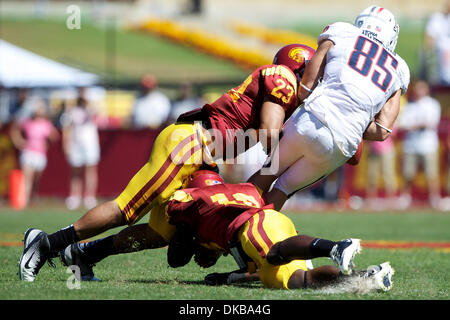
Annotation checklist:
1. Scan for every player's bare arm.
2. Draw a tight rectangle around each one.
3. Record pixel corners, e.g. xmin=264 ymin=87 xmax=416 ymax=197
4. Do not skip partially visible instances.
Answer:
xmin=363 ymin=89 xmax=401 ymax=141
xmin=257 ymin=100 xmax=285 ymax=153
xmin=298 ymin=39 xmax=334 ymax=102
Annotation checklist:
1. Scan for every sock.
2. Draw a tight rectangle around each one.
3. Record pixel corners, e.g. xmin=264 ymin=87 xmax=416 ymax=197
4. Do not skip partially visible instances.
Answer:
xmin=47 ymin=225 xmax=79 ymax=254
xmin=309 ymin=238 xmax=337 ymax=258
xmin=79 ymin=235 xmax=117 ymax=265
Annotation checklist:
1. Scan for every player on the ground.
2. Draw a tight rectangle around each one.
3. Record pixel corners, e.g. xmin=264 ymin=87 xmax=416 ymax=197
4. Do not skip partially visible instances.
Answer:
xmin=18 ymin=44 xmax=316 ymax=282
xmin=55 ymin=170 xmax=393 ymax=290
xmin=248 ymin=6 xmax=410 ymax=210
xmin=165 ymin=170 xmax=394 ymax=290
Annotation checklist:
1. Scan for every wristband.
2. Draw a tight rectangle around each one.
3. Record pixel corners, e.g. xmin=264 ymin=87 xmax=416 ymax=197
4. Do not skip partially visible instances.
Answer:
xmin=374 ymin=121 xmax=392 ymax=133
xmin=299 ymin=82 xmax=312 ymax=93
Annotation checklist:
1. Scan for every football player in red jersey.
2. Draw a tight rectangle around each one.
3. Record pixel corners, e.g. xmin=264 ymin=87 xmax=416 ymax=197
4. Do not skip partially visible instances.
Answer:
xmin=178 ymin=43 xmax=316 ymax=158
xmin=56 ymin=170 xmax=394 ymax=291
xmin=18 ymin=44 xmax=316 ymax=282
xmin=164 ymin=170 xmax=394 ymax=291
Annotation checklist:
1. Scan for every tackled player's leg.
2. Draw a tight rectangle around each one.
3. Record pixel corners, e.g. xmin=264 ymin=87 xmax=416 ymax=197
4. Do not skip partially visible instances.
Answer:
xmin=235 ymin=209 xmax=392 ymax=291
xmin=248 ymin=108 xmax=349 ymax=211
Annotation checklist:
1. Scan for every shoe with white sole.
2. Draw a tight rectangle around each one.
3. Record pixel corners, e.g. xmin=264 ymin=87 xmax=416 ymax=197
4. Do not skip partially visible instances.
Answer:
xmin=330 ymin=238 xmax=362 ymax=275
xmin=60 ymin=243 xmax=101 ymax=281
xmin=18 ymin=228 xmax=52 ymax=282
xmin=364 ymin=261 xmax=395 ymax=291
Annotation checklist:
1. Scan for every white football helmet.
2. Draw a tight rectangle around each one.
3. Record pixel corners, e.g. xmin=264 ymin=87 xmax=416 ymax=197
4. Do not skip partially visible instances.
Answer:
xmin=354 ymin=5 xmax=399 ymax=52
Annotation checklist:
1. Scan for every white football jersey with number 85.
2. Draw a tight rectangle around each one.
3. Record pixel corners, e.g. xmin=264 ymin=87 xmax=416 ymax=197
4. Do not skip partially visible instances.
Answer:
xmin=303 ymin=22 xmax=410 ymax=157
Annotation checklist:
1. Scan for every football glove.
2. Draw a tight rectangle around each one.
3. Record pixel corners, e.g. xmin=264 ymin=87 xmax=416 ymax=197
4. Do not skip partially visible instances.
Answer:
xmin=167 ymin=223 xmax=195 ymax=268
xmin=193 ymin=245 xmax=222 ymax=268
xmin=204 ymin=268 xmax=248 ymax=286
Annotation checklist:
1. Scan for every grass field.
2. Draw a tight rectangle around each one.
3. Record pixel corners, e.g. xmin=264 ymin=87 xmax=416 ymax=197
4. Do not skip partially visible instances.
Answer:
xmin=0 ymin=16 xmax=424 ymax=85
xmin=1 ymin=206 xmax=449 ymax=301
xmin=0 ymin=17 xmax=248 ymax=84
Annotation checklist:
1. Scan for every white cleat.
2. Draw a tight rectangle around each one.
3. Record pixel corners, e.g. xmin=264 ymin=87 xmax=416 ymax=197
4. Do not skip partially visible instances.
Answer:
xmin=330 ymin=238 xmax=362 ymax=275
xmin=18 ymin=228 xmax=51 ymax=282
xmin=364 ymin=261 xmax=395 ymax=292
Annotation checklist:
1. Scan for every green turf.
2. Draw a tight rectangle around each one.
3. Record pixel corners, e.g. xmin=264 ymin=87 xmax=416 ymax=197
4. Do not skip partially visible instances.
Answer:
xmin=0 ymin=16 xmax=424 ymax=85
xmin=0 ymin=17 xmax=248 ymax=83
xmin=0 ymin=207 xmax=449 ymax=300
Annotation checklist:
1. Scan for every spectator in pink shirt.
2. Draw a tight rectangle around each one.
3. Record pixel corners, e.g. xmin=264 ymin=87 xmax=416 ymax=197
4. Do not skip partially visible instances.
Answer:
xmin=365 ymin=127 xmax=399 ymax=209
xmin=10 ymin=100 xmax=59 ymax=206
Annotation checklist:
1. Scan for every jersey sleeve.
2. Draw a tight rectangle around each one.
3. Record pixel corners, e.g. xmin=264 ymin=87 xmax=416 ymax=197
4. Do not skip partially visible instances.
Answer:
xmin=318 ymin=22 xmax=353 ymax=45
xmin=261 ymin=64 xmax=298 ymax=111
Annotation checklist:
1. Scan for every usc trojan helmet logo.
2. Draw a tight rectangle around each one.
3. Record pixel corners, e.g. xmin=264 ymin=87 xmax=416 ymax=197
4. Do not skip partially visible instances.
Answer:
xmin=204 ymin=179 xmax=221 ymax=186
xmin=288 ymin=47 xmax=306 ymax=65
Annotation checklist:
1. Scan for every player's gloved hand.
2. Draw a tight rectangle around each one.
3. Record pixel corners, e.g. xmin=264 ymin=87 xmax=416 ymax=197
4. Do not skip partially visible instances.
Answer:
xmin=204 ymin=272 xmax=231 ymax=286
xmin=204 ymin=268 xmax=247 ymax=286
xmin=193 ymin=245 xmax=222 ymax=268
xmin=167 ymin=223 xmax=195 ymax=268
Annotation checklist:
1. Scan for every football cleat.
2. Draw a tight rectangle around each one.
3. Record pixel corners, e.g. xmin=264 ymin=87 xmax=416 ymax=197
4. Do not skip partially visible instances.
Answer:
xmin=330 ymin=238 xmax=362 ymax=275
xmin=18 ymin=228 xmax=51 ymax=282
xmin=364 ymin=261 xmax=395 ymax=291
xmin=60 ymin=243 xmax=101 ymax=281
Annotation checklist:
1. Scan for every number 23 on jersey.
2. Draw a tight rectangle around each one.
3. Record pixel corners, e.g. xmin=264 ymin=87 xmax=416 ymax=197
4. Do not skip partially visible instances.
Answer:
xmin=348 ymin=35 xmax=398 ymax=92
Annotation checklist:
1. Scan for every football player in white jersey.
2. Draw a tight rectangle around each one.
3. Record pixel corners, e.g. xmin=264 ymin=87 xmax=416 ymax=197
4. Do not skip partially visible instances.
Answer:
xmin=248 ymin=5 xmax=410 ymax=210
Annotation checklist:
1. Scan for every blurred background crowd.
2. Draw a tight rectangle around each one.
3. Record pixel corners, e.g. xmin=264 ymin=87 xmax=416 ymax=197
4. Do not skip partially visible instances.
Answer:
xmin=0 ymin=0 xmax=449 ymax=211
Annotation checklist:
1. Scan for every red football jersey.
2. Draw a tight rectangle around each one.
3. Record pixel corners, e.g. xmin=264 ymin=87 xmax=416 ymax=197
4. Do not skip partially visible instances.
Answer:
xmin=202 ymin=64 xmax=299 ymax=157
xmin=166 ymin=183 xmax=273 ymax=251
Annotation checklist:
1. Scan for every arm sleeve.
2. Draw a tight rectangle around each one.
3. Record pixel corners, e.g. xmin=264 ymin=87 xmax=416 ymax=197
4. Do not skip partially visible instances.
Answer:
xmin=262 ymin=65 xmax=298 ymax=111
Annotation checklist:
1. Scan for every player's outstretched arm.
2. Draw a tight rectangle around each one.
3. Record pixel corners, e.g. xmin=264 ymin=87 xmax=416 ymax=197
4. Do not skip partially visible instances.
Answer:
xmin=298 ymin=39 xmax=334 ymax=102
xmin=363 ymin=89 xmax=401 ymax=141
xmin=205 ymin=269 xmax=260 ymax=286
